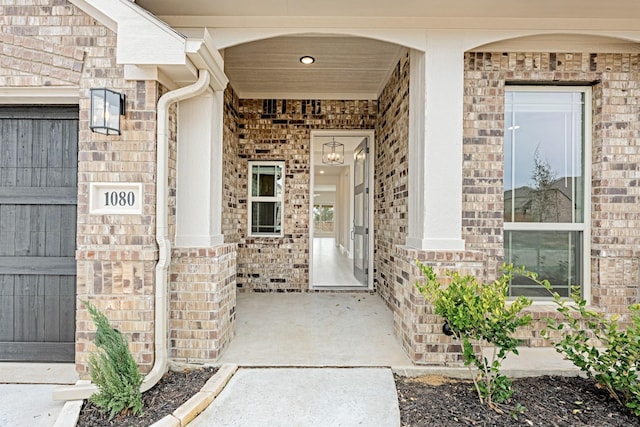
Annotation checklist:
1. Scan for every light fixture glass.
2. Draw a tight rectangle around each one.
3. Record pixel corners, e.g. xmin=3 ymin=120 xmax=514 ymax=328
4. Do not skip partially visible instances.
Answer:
xmin=322 ymin=137 xmax=344 ymax=165
xmin=300 ymin=56 xmax=315 ymax=65
xmin=90 ymin=88 xmax=126 ymax=135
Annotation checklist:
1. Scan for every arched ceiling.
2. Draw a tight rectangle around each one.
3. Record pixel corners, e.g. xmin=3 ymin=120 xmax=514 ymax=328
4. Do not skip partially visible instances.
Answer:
xmin=222 ymin=35 xmax=405 ymax=99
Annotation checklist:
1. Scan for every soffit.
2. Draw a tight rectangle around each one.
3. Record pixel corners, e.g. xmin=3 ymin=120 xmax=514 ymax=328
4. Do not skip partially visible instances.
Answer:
xmin=135 ymin=0 xmax=640 ymax=20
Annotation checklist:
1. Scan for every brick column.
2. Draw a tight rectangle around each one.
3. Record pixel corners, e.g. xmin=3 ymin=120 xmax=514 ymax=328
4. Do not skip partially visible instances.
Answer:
xmin=169 ymin=244 xmax=237 ymax=362
xmin=394 ymin=245 xmax=486 ymax=364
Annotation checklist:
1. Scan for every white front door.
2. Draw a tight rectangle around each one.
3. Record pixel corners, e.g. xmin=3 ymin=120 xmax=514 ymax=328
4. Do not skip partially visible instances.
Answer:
xmin=352 ymin=137 xmax=369 ymax=286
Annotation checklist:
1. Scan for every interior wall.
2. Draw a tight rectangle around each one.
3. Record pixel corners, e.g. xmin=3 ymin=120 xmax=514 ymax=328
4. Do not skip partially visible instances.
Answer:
xmin=313 ymin=174 xmax=338 ymax=237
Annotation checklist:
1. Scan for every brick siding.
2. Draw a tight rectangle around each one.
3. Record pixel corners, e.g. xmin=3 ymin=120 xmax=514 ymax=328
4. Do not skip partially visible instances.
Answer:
xmin=228 ymin=97 xmax=377 ymax=291
xmin=464 ymin=52 xmax=640 ymax=316
xmin=374 ymin=51 xmax=410 ymax=310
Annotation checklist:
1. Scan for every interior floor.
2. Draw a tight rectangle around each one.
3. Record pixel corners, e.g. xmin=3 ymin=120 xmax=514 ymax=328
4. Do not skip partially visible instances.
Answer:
xmin=217 ymin=292 xmax=411 ymax=366
xmin=312 ymin=237 xmax=361 ymax=287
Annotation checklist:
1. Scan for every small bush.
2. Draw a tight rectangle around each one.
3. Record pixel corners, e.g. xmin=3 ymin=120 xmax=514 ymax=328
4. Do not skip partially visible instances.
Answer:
xmin=84 ymin=301 xmax=143 ymax=420
xmin=538 ymin=279 xmax=640 ymax=416
xmin=416 ymin=263 xmax=532 ymax=409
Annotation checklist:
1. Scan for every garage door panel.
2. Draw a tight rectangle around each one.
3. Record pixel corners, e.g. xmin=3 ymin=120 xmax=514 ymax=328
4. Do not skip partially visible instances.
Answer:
xmin=1 ymin=120 xmax=18 ymax=168
xmin=0 ymin=205 xmax=16 ymax=256
xmin=0 ymin=106 xmax=78 ymax=362
xmin=61 ymin=205 xmax=77 ymax=255
xmin=0 ymin=276 xmax=15 ymax=341
xmin=45 ymin=205 xmax=62 ymax=257
xmin=14 ymin=276 xmax=45 ymax=342
xmin=14 ymin=205 xmax=31 ymax=256
xmin=60 ymin=277 xmax=76 ymax=343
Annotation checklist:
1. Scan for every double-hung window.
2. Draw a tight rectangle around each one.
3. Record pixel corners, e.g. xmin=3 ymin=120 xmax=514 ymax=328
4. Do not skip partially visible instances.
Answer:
xmin=248 ymin=161 xmax=284 ymax=236
xmin=504 ymin=87 xmax=591 ymax=298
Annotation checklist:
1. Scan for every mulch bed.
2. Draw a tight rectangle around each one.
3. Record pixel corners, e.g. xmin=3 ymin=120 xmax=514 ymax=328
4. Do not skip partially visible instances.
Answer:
xmin=396 ymin=374 xmax=640 ymax=426
xmin=76 ymin=367 xmax=216 ymax=427
xmin=75 ymin=368 xmax=639 ymax=426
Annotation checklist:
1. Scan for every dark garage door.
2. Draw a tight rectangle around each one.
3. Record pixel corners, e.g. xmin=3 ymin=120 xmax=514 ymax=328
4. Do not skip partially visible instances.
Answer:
xmin=0 ymin=106 xmax=78 ymax=362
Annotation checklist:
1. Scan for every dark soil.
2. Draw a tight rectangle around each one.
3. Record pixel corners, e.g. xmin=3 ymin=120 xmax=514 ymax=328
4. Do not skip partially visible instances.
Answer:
xmin=75 ymin=368 xmax=639 ymax=426
xmin=396 ymin=375 xmax=640 ymax=427
xmin=76 ymin=367 xmax=216 ymax=427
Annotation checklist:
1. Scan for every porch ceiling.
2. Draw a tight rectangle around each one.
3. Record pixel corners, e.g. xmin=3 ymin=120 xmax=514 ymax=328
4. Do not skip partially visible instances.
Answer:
xmin=222 ymin=35 xmax=404 ymax=99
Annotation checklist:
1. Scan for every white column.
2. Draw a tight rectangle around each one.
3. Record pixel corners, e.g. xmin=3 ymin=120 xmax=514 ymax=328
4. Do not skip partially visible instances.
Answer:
xmin=406 ymin=34 xmax=465 ymax=251
xmin=175 ymin=89 xmax=224 ymax=247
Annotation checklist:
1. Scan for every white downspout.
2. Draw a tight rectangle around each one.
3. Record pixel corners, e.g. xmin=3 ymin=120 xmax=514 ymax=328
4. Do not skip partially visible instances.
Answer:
xmin=143 ymin=69 xmax=211 ymax=391
xmin=53 ymin=70 xmax=211 ymax=401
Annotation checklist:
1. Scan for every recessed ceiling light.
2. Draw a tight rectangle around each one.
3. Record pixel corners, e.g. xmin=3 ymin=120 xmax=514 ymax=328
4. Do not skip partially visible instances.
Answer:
xmin=300 ymin=56 xmax=315 ymax=65
xmin=319 ymin=170 xmax=325 ymax=174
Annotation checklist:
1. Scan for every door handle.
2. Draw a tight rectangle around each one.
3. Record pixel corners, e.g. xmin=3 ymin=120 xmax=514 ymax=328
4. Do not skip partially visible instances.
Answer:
xmin=351 ymin=229 xmax=355 ymax=240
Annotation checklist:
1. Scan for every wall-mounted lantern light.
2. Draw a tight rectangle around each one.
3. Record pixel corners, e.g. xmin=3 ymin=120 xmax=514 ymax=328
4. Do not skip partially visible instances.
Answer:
xmin=90 ymin=88 xmax=126 ymax=135
xmin=322 ymin=137 xmax=344 ymax=165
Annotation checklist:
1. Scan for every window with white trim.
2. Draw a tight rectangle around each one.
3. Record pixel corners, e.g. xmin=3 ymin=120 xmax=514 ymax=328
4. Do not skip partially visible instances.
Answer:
xmin=504 ymin=87 xmax=590 ymax=298
xmin=248 ymin=161 xmax=284 ymax=236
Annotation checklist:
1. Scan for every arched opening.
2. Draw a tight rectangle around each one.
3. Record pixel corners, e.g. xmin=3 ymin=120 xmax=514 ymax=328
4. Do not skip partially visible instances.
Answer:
xmin=214 ymin=33 xmax=414 ymax=366
xmin=469 ymin=33 xmax=640 ymax=53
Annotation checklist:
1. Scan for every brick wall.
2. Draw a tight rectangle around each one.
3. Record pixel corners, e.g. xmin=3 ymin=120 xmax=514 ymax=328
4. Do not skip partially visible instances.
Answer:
xmin=1 ymin=0 xmax=160 ymax=376
xmin=222 ymin=86 xmax=241 ymax=243
xmin=374 ymin=51 xmax=410 ymax=310
xmin=169 ymin=245 xmax=236 ymax=362
xmin=232 ymin=98 xmax=377 ymax=291
xmin=394 ymin=247 xmax=487 ymax=364
xmin=464 ymin=52 xmax=640 ymax=317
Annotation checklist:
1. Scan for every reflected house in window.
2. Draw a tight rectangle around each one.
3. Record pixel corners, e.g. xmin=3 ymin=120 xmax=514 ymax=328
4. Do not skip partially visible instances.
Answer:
xmin=504 ymin=177 xmax=577 ymax=223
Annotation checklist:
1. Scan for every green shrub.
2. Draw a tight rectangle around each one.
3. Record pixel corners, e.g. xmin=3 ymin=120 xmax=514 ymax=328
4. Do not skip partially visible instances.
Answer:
xmin=538 ymin=279 xmax=640 ymax=416
xmin=416 ymin=263 xmax=532 ymax=409
xmin=84 ymin=301 xmax=143 ymax=419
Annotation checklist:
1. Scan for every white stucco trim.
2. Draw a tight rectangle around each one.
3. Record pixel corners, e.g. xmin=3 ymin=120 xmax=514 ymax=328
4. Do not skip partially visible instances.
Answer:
xmin=69 ymin=0 xmax=186 ymax=63
xmin=163 ymin=16 xmax=640 ymax=34
xmin=70 ymin=0 xmax=229 ymax=89
xmin=0 ymin=87 xmax=79 ymax=104
xmin=209 ymin=27 xmax=640 ymax=57
xmin=407 ymin=49 xmax=425 ymax=249
xmin=175 ymin=89 xmax=225 ymax=248
xmin=208 ymin=28 xmax=429 ymax=52
xmin=405 ymin=33 xmax=466 ymax=252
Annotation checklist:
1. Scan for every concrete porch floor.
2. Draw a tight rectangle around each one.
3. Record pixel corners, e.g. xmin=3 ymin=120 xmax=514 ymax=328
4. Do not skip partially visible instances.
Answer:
xmin=217 ymin=292 xmax=412 ymax=367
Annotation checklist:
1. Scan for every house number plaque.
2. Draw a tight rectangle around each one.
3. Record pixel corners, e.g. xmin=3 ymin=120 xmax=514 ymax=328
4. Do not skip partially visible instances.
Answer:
xmin=90 ymin=182 xmax=143 ymax=215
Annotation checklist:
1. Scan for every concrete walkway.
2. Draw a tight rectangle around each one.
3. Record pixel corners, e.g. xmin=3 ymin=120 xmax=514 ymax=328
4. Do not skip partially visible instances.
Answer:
xmin=218 ymin=292 xmax=412 ymax=366
xmin=190 ymin=368 xmax=401 ymax=427
xmin=0 ymin=293 xmax=581 ymax=426
xmin=0 ymin=363 xmax=78 ymax=427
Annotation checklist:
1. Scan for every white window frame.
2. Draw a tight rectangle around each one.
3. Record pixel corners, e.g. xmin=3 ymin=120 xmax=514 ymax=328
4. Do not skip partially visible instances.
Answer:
xmin=248 ymin=161 xmax=285 ymax=237
xmin=504 ymin=86 xmax=592 ymax=302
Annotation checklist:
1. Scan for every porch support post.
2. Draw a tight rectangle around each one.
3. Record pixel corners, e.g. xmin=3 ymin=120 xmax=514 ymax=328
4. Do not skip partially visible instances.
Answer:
xmin=175 ymin=89 xmax=224 ymax=247
xmin=406 ymin=34 xmax=465 ymax=251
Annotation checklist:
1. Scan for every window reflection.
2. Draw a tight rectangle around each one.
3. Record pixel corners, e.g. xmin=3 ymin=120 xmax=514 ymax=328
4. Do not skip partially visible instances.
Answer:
xmin=504 ymin=91 xmax=584 ymax=224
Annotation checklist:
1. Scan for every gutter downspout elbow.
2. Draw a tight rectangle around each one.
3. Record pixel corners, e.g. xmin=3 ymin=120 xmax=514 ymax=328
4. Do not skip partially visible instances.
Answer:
xmin=53 ymin=70 xmax=211 ymax=401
